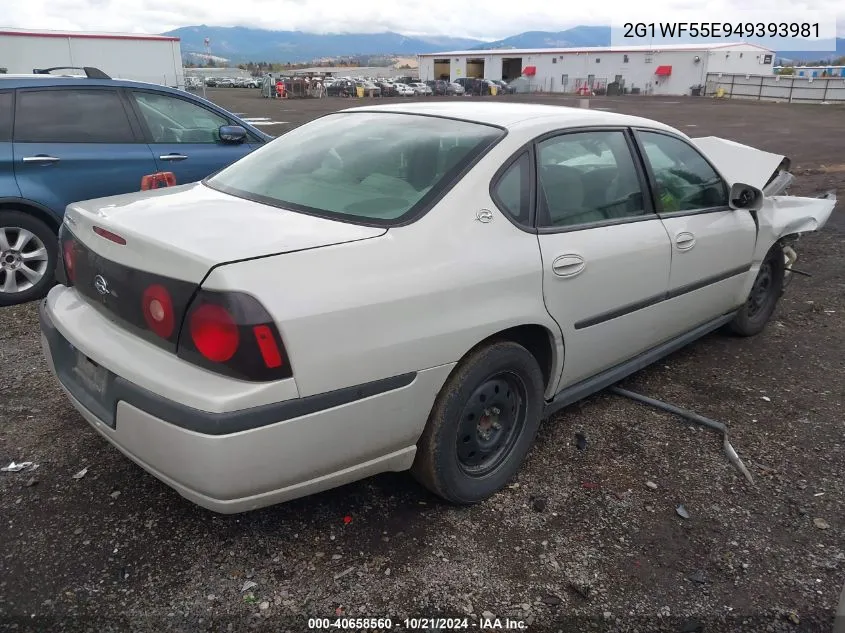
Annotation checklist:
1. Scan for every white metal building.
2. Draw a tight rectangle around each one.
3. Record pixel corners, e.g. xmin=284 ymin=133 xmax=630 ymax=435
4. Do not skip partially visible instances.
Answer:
xmin=0 ymin=28 xmax=185 ymax=88
xmin=419 ymin=42 xmax=775 ymax=95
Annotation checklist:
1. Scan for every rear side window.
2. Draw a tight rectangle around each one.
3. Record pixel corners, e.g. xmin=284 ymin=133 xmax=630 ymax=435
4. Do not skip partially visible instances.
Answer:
xmin=491 ymin=151 xmax=530 ymax=224
xmin=14 ymin=89 xmax=135 ymax=143
xmin=0 ymin=91 xmax=12 ymax=142
xmin=207 ymin=112 xmax=504 ymax=225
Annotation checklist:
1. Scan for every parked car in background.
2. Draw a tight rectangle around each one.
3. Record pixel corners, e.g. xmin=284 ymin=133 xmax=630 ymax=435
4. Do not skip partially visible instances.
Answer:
xmin=377 ymin=81 xmax=398 ymax=96
xmin=0 ymin=67 xmax=272 ymax=306
xmin=362 ymin=81 xmax=382 ymax=97
xmin=327 ymin=79 xmax=357 ymax=97
xmin=393 ymin=83 xmax=416 ymax=97
xmin=426 ymin=79 xmax=451 ymax=95
xmin=449 ymin=82 xmax=465 ymax=95
xmin=490 ymin=79 xmax=516 ymax=94
xmin=410 ymin=82 xmax=433 ymax=96
xmin=39 ymin=101 xmax=834 ymax=513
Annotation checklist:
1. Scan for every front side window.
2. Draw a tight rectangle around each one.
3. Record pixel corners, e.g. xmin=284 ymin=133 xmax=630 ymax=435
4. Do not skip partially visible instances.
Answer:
xmin=133 ymin=91 xmax=228 ymax=144
xmin=206 ymin=112 xmax=504 ymax=224
xmin=14 ymin=89 xmax=135 ymax=143
xmin=638 ymin=131 xmax=729 ymax=212
xmin=536 ymin=130 xmax=649 ymax=228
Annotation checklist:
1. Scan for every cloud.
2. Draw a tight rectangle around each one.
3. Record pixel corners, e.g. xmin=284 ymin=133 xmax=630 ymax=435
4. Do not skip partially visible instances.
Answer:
xmin=2 ymin=0 xmax=843 ymax=39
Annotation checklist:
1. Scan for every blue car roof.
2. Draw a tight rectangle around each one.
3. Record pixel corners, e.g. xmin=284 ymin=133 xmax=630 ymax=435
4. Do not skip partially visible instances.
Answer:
xmin=0 ymin=76 xmax=274 ymax=141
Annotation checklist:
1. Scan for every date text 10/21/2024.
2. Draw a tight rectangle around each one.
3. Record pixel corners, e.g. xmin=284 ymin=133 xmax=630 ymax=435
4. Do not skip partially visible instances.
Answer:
xmin=307 ymin=617 xmax=529 ymax=630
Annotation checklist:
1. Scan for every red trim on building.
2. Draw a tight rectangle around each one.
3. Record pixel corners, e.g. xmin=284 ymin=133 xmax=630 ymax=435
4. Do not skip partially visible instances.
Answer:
xmin=523 ymin=66 xmax=537 ymax=76
xmin=0 ymin=30 xmax=179 ymax=42
xmin=655 ymin=65 xmax=672 ymax=76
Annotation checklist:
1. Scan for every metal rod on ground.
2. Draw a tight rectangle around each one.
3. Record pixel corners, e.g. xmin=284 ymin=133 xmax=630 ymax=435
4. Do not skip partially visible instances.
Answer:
xmin=609 ymin=386 xmax=755 ymax=485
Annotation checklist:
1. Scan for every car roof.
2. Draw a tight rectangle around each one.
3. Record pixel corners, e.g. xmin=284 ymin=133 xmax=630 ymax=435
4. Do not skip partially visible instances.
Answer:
xmin=339 ymin=101 xmax=679 ymax=132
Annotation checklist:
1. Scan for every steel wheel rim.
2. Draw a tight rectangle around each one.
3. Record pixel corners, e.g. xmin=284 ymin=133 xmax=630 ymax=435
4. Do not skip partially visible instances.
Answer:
xmin=456 ymin=371 xmax=528 ymax=477
xmin=746 ymin=259 xmax=773 ymax=318
xmin=0 ymin=227 xmax=49 ymax=294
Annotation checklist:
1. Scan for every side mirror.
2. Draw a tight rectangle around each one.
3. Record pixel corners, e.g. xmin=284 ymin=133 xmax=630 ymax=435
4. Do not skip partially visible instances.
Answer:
xmin=729 ymin=182 xmax=764 ymax=211
xmin=219 ymin=125 xmax=247 ymax=144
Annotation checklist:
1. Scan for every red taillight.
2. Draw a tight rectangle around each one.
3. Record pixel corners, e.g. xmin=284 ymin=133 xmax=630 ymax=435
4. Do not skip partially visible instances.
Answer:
xmin=177 ymin=290 xmax=292 ymax=381
xmin=142 ymin=284 xmax=175 ymax=339
xmin=93 ymin=226 xmax=127 ymax=245
xmin=189 ymin=303 xmax=240 ymax=362
xmin=62 ymin=240 xmax=76 ymax=282
xmin=253 ymin=325 xmax=283 ymax=368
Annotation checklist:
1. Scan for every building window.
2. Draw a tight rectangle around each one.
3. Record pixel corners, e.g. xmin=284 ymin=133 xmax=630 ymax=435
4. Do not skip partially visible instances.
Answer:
xmin=739 ymin=52 xmax=743 ymax=58
xmin=552 ymin=57 xmax=557 ymax=64
xmin=623 ymin=55 xmax=629 ymax=63
xmin=645 ymin=55 xmax=653 ymax=63
xmin=595 ymin=58 xmax=601 ymax=63
xmin=763 ymin=54 xmax=773 ymax=64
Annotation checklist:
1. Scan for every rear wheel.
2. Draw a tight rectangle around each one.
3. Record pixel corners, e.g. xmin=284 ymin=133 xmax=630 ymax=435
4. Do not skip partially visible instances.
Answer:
xmin=412 ymin=341 xmax=544 ymax=504
xmin=0 ymin=210 xmax=57 ymax=307
xmin=728 ymin=244 xmax=785 ymax=337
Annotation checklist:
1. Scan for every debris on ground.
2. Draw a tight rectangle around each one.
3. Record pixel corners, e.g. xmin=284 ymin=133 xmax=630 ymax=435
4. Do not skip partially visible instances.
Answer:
xmin=241 ymin=580 xmax=257 ymax=592
xmin=71 ymin=467 xmax=88 ymax=480
xmin=531 ymin=496 xmax=548 ymax=512
xmin=676 ymin=505 xmax=691 ymax=519
xmin=687 ymin=570 xmax=708 ymax=584
xmin=1 ymin=461 xmax=37 ymax=473
xmin=574 ymin=432 xmax=588 ymax=450
xmin=813 ymin=518 xmax=831 ymax=530
xmin=342 ymin=515 xmax=352 ymax=524
xmin=24 ymin=478 xmax=38 ymax=487
xmin=333 ymin=567 xmax=354 ymax=580
xmin=646 ymin=481 xmax=658 ymax=490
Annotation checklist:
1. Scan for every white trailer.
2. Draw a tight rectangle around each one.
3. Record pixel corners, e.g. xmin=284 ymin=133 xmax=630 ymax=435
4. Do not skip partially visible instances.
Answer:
xmin=0 ymin=28 xmax=185 ymax=89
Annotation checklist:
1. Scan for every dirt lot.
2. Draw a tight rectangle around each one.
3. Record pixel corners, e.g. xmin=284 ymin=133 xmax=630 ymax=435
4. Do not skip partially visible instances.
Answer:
xmin=1 ymin=91 xmax=844 ymax=633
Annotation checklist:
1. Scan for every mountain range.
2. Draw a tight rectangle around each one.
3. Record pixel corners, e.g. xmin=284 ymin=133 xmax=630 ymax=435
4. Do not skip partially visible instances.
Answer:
xmin=163 ymin=25 xmax=845 ymax=64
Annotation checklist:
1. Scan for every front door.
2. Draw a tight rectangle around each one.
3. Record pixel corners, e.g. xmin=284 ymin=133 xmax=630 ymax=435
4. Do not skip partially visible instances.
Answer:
xmin=13 ymin=87 xmax=157 ymax=214
xmin=635 ymin=130 xmax=758 ymax=335
xmin=128 ymin=89 xmax=256 ymax=185
xmin=533 ymin=129 xmax=673 ymax=388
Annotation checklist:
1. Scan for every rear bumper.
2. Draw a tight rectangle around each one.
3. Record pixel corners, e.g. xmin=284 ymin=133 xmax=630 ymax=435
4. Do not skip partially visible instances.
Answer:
xmin=39 ymin=292 xmax=454 ymax=513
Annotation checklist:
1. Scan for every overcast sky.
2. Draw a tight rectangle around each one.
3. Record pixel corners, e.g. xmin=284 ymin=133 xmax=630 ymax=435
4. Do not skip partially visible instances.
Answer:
xmin=3 ymin=0 xmax=843 ymax=39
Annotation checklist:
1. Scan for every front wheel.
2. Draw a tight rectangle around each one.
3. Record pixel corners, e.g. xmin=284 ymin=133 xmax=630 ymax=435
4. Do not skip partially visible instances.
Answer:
xmin=0 ymin=210 xmax=58 ymax=307
xmin=412 ymin=341 xmax=544 ymax=504
xmin=728 ymin=244 xmax=785 ymax=337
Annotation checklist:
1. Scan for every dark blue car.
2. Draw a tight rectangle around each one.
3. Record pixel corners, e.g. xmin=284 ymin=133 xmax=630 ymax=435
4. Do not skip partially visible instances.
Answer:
xmin=0 ymin=67 xmax=273 ymax=306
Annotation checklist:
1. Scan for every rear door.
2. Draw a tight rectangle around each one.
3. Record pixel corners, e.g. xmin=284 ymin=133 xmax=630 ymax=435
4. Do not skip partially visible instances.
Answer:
xmin=127 ymin=89 xmax=258 ymax=185
xmin=530 ymin=128 xmax=674 ymax=388
xmin=634 ymin=129 xmax=757 ymax=334
xmin=13 ymin=87 xmax=157 ymax=214
xmin=0 ymin=90 xmax=19 ymax=199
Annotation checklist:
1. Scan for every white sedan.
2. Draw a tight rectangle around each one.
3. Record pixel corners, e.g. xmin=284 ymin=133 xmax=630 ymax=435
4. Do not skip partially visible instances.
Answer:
xmin=40 ymin=102 xmax=835 ymax=513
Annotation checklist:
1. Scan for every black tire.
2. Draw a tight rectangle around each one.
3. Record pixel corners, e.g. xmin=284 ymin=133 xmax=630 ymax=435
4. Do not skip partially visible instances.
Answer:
xmin=0 ymin=210 xmax=58 ymax=307
xmin=728 ymin=244 xmax=785 ymax=337
xmin=412 ymin=341 xmax=545 ymax=504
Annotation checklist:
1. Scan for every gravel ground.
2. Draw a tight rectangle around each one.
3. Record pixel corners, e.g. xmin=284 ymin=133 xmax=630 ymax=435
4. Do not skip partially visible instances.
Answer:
xmin=0 ymin=92 xmax=843 ymax=633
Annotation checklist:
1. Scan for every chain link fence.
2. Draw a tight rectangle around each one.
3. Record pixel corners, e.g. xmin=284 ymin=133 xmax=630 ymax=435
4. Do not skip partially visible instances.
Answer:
xmin=704 ymin=72 xmax=845 ymax=104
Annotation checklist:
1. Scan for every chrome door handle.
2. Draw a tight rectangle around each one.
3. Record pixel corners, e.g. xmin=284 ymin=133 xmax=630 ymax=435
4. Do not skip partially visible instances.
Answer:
xmin=22 ymin=155 xmax=60 ymax=163
xmin=552 ymin=254 xmax=586 ymax=278
xmin=159 ymin=154 xmax=188 ymax=161
xmin=675 ymin=231 xmax=696 ymax=250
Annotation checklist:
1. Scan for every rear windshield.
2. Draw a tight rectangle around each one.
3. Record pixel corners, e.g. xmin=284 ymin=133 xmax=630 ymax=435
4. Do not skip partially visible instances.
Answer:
xmin=205 ymin=112 xmax=505 ymax=225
